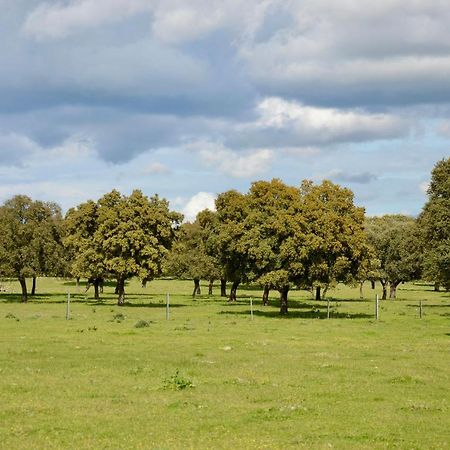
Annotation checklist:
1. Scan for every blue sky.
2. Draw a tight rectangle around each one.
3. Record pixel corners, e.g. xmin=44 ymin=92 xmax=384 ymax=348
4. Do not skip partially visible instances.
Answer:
xmin=0 ymin=0 xmax=449 ymax=220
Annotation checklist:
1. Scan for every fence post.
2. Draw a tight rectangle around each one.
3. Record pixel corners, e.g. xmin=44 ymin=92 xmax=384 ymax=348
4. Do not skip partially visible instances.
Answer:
xmin=327 ymin=299 xmax=330 ymax=319
xmin=419 ymin=300 xmax=423 ymax=319
xmin=66 ymin=292 xmax=71 ymax=320
xmin=166 ymin=293 xmax=170 ymax=320
xmin=250 ymin=297 xmax=254 ymax=320
xmin=375 ymin=294 xmax=379 ymax=321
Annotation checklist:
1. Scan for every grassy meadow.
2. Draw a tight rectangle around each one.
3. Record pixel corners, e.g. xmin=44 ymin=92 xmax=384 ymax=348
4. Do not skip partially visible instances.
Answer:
xmin=0 ymin=277 xmax=449 ymax=449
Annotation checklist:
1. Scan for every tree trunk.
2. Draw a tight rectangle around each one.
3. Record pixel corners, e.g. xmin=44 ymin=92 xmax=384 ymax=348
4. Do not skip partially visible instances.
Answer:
xmin=93 ymin=279 xmax=100 ymax=300
xmin=99 ymin=278 xmax=104 ymax=294
xmin=371 ymin=280 xmax=375 ymax=289
xmin=208 ymin=279 xmax=213 ymax=295
xmin=193 ymin=278 xmax=200 ymax=297
xmin=262 ymin=284 xmax=270 ymax=306
xmin=389 ymin=281 xmax=400 ymax=299
xmin=359 ymin=281 xmax=364 ymax=300
xmin=220 ymin=278 xmax=227 ymax=297
xmin=19 ymin=276 xmax=27 ymax=303
xmin=279 ymin=286 xmax=289 ymax=315
xmin=142 ymin=279 xmax=147 ymax=288
xmin=31 ymin=276 xmax=36 ymax=296
xmin=315 ymin=286 xmax=321 ymax=301
xmin=228 ymin=280 xmax=240 ymax=302
xmin=434 ymin=282 xmax=440 ymax=292
xmin=380 ymin=280 xmax=387 ymax=300
xmin=117 ymin=277 xmax=126 ymax=305
xmin=76 ymin=277 xmax=80 ymax=293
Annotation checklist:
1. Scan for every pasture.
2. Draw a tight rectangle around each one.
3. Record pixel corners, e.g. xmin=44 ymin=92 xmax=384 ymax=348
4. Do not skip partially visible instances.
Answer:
xmin=0 ymin=278 xmax=449 ymax=449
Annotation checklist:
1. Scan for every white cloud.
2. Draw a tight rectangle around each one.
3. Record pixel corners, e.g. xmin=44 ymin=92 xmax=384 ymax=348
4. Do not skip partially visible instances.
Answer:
xmin=0 ymin=132 xmax=40 ymax=165
xmin=23 ymin=0 xmax=151 ymax=39
xmin=419 ymin=181 xmax=429 ymax=194
xmin=437 ymin=120 xmax=450 ymax=138
xmin=252 ymin=97 xmax=408 ymax=143
xmin=141 ymin=162 xmax=171 ymax=175
xmin=23 ymin=0 xmax=273 ymax=43
xmin=182 ymin=191 xmax=216 ymax=222
xmin=189 ymin=140 xmax=274 ymax=178
xmin=238 ymin=0 xmax=450 ymax=107
xmin=152 ymin=2 xmax=225 ymax=44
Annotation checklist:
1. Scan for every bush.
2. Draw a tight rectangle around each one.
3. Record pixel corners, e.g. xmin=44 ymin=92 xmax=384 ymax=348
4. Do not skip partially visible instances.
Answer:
xmin=163 ymin=369 xmax=194 ymax=390
xmin=134 ymin=320 xmax=150 ymax=328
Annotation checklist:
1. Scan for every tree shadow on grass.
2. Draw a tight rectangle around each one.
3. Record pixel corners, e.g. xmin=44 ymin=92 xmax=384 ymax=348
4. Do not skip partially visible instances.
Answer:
xmin=62 ymin=280 xmax=119 ymax=287
xmin=405 ymin=303 xmax=450 ymax=308
xmin=218 ymin=309 xmax=373 ymax=319
xmin=0 ymin=293 xmax=187 ymax=308
xmin=118 ymin=301 xmax=186 ymax=308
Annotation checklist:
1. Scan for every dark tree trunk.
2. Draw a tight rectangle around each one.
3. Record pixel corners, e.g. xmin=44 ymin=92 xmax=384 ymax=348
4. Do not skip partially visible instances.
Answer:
xmin=262 ymin=284 xmax=270 ymax=306
xmin=117 ymin=277 xmax=125 ymax=305
xmin=93 ymin=279 xmax=100 ymax=300
xmin=208 ymin=279 xmax=213 ymax=295
xmin=228 ymin=280 xmax=240 ymax=302
xmin=220 ymin=278 xmax=227 ymax=297
xmin=389 ymin=281 xmax=400 ymax=299
xmin=142 ymin=279 xmax=147 ymax=288
xmin=31 ymin=276 xmax=36 ymax=296
xmin=315 ymin=286 xmax=321 ymax=301
xmin=359 ymin=281 xmax=364 ymax=300
xmin=19 ymin=276 xmax=27 ymax=303
xmin=380 ymin=280 xmax=387 ymax=300
xmin=99 ymin=278 xmax=104 ymax=294
xmin=434 ymin=282 xmax=440 ymax=292
xmin=76 ymin=277 xmax=80 ymax=292
xmin=193 ymin=278 xmax=200 ymax=297
xmin=371 ymin=280 xmax=375 ymax=289
xmin=279 ymin=286 xmax=289 ymax=315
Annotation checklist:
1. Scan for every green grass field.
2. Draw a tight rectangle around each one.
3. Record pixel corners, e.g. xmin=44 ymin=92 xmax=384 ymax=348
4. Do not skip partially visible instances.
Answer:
xmin=0 ymin=278 xmax=449 ymax=449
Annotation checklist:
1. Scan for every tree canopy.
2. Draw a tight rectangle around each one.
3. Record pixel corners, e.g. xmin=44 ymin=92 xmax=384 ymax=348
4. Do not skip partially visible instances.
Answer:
xmin=418 ymin=158 xmax=450 ymax=290
xmin=0 ymin=195 xmax=65 ymax=302
xmin=365 ymin=215 xmax=422 ymax=298
xmin=65 ymin=189 xmax=182 ymax=304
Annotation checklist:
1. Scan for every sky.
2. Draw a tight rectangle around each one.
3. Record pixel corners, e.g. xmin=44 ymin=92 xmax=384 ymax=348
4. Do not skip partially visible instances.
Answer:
xmin=0 ymin=0 xmax=449 ymax=221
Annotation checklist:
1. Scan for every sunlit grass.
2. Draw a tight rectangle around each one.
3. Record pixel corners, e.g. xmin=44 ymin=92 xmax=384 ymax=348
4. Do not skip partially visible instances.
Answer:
xmin=0 ymin=278 xmax=448 ymax=449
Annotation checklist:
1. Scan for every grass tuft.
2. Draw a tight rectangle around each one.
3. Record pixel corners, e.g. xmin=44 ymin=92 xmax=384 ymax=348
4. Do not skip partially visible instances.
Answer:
xmin=163 ymin=369 xmax=194 ymax=390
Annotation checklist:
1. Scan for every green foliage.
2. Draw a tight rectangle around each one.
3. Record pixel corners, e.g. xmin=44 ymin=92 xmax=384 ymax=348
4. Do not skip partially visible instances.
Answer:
xmin=418 ymin=158 xmax=450 ymax=290
xmin=163 ymin=369 xmax=194 ymax=390
xmin=5 ymin=312 xmax=17 ymax=320
xmin=134 ymin=319 xmax=151 ymax=328
xmin=164 ymin=218 xmax=220 ymax=287
xmin=0 ymin=195 xmax=66 ymax=300
xmin=365 ymin=215 xmax=422 ymax=297
xmin=300 ymin=180 xmax=367 ymax=290
xmin=65 ymin=189 xmax=182 ymax=304
xmin=213 ymin=179 xmax=367 ymax=312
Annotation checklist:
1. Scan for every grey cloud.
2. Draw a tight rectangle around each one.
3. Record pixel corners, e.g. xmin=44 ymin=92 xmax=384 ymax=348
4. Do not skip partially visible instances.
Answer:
xmin=328 ymin=169 xmax=378 ymax=185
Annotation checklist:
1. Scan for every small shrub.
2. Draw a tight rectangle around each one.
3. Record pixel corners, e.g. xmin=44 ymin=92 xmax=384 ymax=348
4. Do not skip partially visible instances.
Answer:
xmin=5 ymin=313 xmax=17 ymax=320
xmin=134 ymin=320 xmax=150 ymax=328
xmin=113 ymin=313 xmax=125 ymax=323
xmin=163 ymin=370 xmax=194 ymax=390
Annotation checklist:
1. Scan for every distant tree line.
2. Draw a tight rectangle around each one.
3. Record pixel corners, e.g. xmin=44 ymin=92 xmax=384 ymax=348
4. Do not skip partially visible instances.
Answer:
xmin=0 ymin=158 xmax=448 ymax=311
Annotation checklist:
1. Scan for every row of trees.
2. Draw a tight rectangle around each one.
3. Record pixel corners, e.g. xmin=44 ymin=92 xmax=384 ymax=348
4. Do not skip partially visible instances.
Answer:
xmin=0 ymin=158 xmax=448 ymax=311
